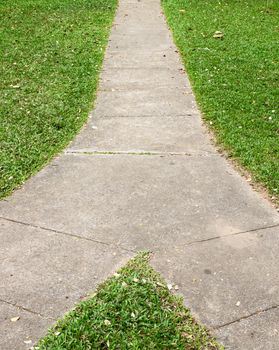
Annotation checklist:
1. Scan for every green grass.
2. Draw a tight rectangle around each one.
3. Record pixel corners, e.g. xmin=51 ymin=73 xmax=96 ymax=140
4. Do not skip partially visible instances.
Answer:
xmin=37 ymin=253 xmax=222 ymax=350
xmin=162 ymin=0 xmax=279 ymax=204
xmin=0 ymin=0 xmax=117 ymax=199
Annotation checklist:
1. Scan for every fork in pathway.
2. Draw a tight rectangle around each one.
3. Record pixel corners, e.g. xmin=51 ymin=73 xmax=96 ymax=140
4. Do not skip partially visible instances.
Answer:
xmin=1 ymin=0 xmax=279 ymax=349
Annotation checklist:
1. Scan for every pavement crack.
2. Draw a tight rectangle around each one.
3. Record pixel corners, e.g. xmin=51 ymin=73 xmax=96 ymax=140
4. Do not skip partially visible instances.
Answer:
xmin=213 ymin=304 xmax=279 ymax=329
xmin=92 ymin=113 xmax=196 ymax=118
xmin=0 ymin=216 xmax=136 ymax=254
xmin=66 ymin=150 xmax=192 ymax=156
xmin=0 ymin=298 xmax=55 ymax=320
xmin=99 ymin=87 xmax=191 ymax=93
xmin=102 ymin=67 xmax=184 ymax=72
xmin=185 ymin=223 xmax=279 ymax=247
xmin=65 ymin=150 xmax=216 ymax=157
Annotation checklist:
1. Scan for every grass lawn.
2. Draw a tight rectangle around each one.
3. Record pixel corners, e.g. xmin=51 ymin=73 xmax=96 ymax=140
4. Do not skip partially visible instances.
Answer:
xmin=162 ymin=0 xmax=279 ymax=205
xmin=37 ymin=253 xmax=222 ymax=350
xmin=0 ymin=0 xmax=117 ymax=199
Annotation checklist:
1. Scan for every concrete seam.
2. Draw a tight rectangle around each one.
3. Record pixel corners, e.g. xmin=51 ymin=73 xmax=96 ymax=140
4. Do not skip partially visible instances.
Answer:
xmin=213 ymin=304 xmax=279 ymax=330
xmin=0 ymin=298 xmax=55 ymax=321
xmin=101 ymin=67 xmax=185 ymax=72
xmin=1 ymin=216 xmax=277 ymax=252
xmin=91 ymin=114 xmax=197 ymax=118
xmin=64 ymin=150 xmax=216 ymax=157
xmin=106 ymin=48 xmax=176 ymax=54
xmin=89 ymin=114 xmax=197 ymax=118
xmin=185 ymin=223 xmax=279 ymax=247
xmin=0 ymin=216 xmax=137 ymax=254
xmin=99 ymin=88 xmax=191 ymax=93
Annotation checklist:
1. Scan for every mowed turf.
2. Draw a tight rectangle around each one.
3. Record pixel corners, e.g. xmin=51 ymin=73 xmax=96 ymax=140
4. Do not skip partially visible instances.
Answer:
xmin=0 ymin=0 xmax=117 ymax=198
xmin=37 ymin=253 xmax=223 ymax=350
xmin=162 ymin=0 xmax=279 ymax=204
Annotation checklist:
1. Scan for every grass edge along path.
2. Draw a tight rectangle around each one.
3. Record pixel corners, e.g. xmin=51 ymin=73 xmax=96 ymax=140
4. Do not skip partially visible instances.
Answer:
xmin=0 ymin=0 xmax=117 ymax=199
xmin=37 ymin=252 xmax=223 ymax=350
xmin=161 ymin=0 xmax=279 ymax=206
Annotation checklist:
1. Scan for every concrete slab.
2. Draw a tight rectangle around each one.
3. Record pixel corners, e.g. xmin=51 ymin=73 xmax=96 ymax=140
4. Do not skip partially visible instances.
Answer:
xmin=0 ymin=302 xmax=52 ymax=350
xmin=1 ymin=155 xmax=278 ymax=253
xmin=104 ymin=49 xmax=182 ymax=69
xmin=68 ymin=116 xmax=214 ymax=154
xmin=215 ymin=307 xmax=279 ymax=350
xmin=108 ymin=31 xmax=174 ymax=51
xmin=100 ymin=67 xmax=190 ymax=91
xmin=113 ymin=1 xmax=168 ymax=31
xmin=92 ymin=88 xmax=197 ymax=117
xmin=152 ymin=226 xmax=279 ymax=328
xmin=0 ymin=219 xmax=132 ymax=318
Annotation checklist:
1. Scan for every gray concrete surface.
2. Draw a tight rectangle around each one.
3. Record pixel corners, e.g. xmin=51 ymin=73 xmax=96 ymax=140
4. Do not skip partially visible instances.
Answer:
xmin=152 ymin=226 xmax=279 ymax=327
xmin=215 ymin=306 xmax=279 ymax=350
xmin=0 ymin=0 xmax=278 ymax=349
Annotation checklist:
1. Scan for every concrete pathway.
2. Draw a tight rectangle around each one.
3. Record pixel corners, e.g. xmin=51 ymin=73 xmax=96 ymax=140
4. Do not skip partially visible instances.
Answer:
xmin=1 ymin=0 xmax=279 ymax=349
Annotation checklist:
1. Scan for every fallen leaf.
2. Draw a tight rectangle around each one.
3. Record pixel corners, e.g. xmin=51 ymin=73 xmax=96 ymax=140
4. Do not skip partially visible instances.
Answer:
xmin=167 ymin=283 xmax=173 ymax=290
xmin=213 ymin=31 xmax=224 ymax=39
xmin=156 ymin=282 xmax=164 ymax=287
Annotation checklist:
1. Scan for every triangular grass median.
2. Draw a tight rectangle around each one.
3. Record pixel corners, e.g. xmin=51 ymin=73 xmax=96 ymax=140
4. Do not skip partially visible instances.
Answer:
xmin=37 ymin=252 xmax=223 ymax=349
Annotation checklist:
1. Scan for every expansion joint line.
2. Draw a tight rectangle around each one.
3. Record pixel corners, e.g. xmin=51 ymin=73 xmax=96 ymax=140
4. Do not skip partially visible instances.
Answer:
xmin=65 ymin=150 xmax=216 ymax=157
xmin=65 ymin=150 xmax=193 ymax=156
xmin=91 ymin=114 xmax=195 ymax=118
xmin=185 ymin=223 xmax=279 ymax=247
xmin=0 ymin=298 xmax=55 ymax=320
xmin=0 ymin=216 xmax=136 ymax=254
xmin=213 ymin=304 xmax=279 ymax=330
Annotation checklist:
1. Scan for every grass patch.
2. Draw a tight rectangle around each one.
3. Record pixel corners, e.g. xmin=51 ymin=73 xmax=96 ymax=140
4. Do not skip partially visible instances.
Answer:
xmin=0 ymin=0 xmax=117 ymax=198
xmin=162 ymin=0 xmax=279 ymax=204
xmin=37 ymin=253 xmax=222 ymax=349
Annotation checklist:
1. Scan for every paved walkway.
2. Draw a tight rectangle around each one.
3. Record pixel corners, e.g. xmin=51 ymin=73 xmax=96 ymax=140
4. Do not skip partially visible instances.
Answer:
xmin=1 ymin=0 xmax=279 ymax=349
